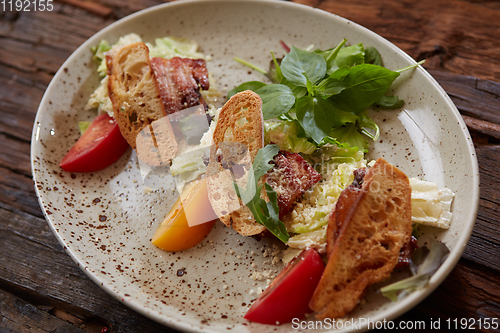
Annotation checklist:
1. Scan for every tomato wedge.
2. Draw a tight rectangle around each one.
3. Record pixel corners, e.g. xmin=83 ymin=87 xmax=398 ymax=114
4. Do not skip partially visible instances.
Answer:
xmin=152 ymin=178 xmax=217 ymax=252
xmin=60 ymin=114 xmax=129 ymax=172
xmin=244 ymin=248 xmax=325 ymax=325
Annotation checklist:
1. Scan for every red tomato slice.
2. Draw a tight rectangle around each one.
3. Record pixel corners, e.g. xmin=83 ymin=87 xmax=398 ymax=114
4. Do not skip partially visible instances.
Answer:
xmin=60 ymin=114 xmax=129 ymax=172
xmin=244 ymin=248 xmax=324 ymax=325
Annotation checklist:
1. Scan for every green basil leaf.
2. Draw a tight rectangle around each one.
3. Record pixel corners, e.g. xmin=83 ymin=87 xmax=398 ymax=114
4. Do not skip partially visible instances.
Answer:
xmin=233 ymin=145 xmax=279 ymax=205
xmin=296 ymin=96 xmax=335 ymax=144
xmin=315 ymin=38 xmax=347 ymax=72
xmin=233 ymin=144 xmax=289 ymax=243
xmin=329 ymin=65 xmax=352 ymax=81
xmin=281 ymin=46 xmax=327 ymax=87
xmin=328 ymin=64 xmax=400 ymax=114
xmin=296 ymin=96 xmax=359 ymax=144
xmin=252 ymin=144 xmax=280 ymax=181
xmin=296 ymin=96 xmax=330 ymax=144
xmin=365 ymin=46 xmax=383 ymax=66
xmin=359 ymin=113 xmax=380 ymax=141
xmin=336 ymin=43 xmax=365 ymax=67
xmin=316 ymin=71 xmax=349 ymax=98
xmin=288 ymin=81 xmax=308 ymax=98
xmin=327 ymin=43 xmax=365 ymax=74
xmin=375 ymin=95 xmax=404 ymax=109
xmin=263 ymin=183 xmax=289 ymax=243
xmin=255 ymin=84 xmax=295 ymax=120
xmin=267 ymin=52 xmax=283 ymax=83
xmin=227 ymin=81 xmax=266 ymax=99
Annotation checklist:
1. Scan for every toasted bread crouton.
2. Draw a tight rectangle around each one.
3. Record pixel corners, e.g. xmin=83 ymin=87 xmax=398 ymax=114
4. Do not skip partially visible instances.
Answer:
xmin=107 ymin=42 xmax=177 ymax=165
xmin=206 ymin=90 xmax=266 ymax=236
xmin=310 ymin=158 xmax=412 ymax=319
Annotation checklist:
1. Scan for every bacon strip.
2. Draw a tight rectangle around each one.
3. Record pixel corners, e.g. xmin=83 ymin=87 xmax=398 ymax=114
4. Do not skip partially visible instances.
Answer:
xmin=397 ymin=235 xmax=418 ymax=268
xmin=150 ymin=57 xmax=210 ymax=115
xmin=326 ymin=167 xmax=416 ymax=265
xmin=267 ymin=150 xmax=321 ymax=219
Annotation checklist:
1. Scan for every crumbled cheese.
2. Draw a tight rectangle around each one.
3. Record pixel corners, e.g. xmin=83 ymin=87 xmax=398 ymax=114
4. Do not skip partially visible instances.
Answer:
xmin=142 ymin=186 xmax=153 ymax=195
xmin=251 ymin=270 xmax=274 ymax=281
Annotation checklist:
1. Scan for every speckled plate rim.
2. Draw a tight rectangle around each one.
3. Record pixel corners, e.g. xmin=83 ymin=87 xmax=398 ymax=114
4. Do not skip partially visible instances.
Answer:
xmin=31 ymin=0 xmax=480 ymax=331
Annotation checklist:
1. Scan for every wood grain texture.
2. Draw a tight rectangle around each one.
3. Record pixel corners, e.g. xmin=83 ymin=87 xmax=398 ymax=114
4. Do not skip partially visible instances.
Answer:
xmin=0 ymin=0 xmax=499 ymax=331
xmin=294 ymin=0 xmax=500 ymax=82
xmin=0 ymin=202 xmax=177 ymax=332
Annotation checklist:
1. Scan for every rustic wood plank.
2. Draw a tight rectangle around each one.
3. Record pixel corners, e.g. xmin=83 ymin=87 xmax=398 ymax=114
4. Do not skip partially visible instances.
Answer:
xmin=294 ymin=0 xmax=500 ymax=82
xmin=429 ymin=69 xmax=500 ymax=126
xmin=0 ymin=202 xmax=178 ymax=332
xmin=0 ymin=167 xmax=43 ymax=219
xmin=0 ymin=1 xmax=499 ymax=331
xmin=0 ymin=133 xmax=32 ymax=177
xmin=0 ymin=6 xmax=113 ymax=52
xmin=55 ymin=0 xmax=113 ymax=17
xmin=397 ymin=259 xmax=500 ymax=332
xmin=467 ymin=145 xmax=500 ymax=271
xmin=462 ymin=116 xmax=500 ymax=142
xmin=0 ymin=288 xmax=88 ymax=333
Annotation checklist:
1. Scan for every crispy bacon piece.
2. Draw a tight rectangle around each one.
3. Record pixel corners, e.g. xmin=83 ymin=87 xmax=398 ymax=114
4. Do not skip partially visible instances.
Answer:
xmin=397 ymin=235 xmax=418 ymax=268
xmin=326 ymin=167 xmax=416 ymax=266
xmin=328 ymin=168 xmax=367 ymax=248
xmin=150 ymin=57 xmax=210 ymax=115
xmin=267 ymin=150 xmax=321 ymax=219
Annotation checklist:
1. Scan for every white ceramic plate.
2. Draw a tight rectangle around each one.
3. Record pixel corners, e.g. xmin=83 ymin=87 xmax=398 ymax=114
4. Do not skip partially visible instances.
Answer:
xmin=31 ymin=0 xmax=479 ymax=332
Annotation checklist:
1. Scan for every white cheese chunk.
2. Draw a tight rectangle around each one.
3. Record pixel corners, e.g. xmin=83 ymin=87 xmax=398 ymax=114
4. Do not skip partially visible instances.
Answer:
xmin=409 ymin=178 xmax=455 ymax=229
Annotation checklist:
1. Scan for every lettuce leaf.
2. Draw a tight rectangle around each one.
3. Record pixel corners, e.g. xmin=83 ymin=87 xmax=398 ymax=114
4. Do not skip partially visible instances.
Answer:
xmin=380 ymin=240 xmax=450 ymax=301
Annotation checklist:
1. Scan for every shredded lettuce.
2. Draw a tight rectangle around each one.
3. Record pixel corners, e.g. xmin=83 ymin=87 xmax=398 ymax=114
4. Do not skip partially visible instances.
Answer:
xmin=91 ymin=40 xmax=110 ymax=69
xmin=264 ymin=120 xmax=316 ymax=155
xmin=147 ymin=37 xmax=205 ymax=59
xmin=78 ymin=121 xmax=91 ymax=135
xmin=85 ymin=34 xmax=209 ymax=116
xmin=291 ymin=211 xmax=328 ymax=233
xmin=284 ymin=158 xmax=366 ymax=252
xmin=95 ymin=34 xmax=142 ymax=77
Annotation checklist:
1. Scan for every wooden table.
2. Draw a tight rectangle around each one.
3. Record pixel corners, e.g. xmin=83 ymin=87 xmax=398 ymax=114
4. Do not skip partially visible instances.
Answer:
xmin=1 ymin=0 xmax=499 ymax=331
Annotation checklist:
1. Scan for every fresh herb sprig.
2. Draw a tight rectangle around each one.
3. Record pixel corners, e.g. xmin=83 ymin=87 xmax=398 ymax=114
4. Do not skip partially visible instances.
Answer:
xmin=229 ymin=39 xmax=424 ymax=152
xmin=233 ymin=144 xmax=289 ymax=243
